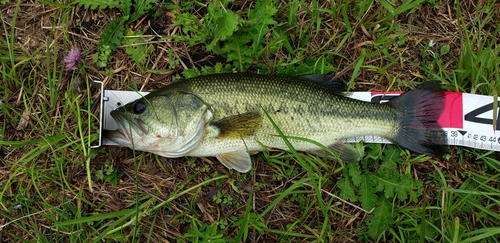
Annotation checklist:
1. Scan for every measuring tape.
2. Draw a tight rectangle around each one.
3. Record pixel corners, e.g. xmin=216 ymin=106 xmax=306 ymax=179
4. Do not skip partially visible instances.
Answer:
xmin=92 ymin=81 xmax=500 ymax=152
xmin=345 ymin=92 xmax=500 ymax=151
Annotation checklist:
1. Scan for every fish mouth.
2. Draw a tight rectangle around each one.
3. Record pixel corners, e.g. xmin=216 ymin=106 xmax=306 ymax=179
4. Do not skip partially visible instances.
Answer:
xmin=103 ymin=129 xmax=130 ymax=144
xmin=105 ymin=111 xmax=148 ymax=145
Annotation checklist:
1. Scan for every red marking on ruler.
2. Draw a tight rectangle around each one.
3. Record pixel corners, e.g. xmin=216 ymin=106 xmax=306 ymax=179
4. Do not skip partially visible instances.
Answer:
xmin=438 ymin=92 xmax=463 ymax=128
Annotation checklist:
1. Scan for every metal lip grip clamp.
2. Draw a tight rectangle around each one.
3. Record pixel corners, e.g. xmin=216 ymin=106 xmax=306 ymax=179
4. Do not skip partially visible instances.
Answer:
xmin=91 ymin=81 xmax=149 ymax=148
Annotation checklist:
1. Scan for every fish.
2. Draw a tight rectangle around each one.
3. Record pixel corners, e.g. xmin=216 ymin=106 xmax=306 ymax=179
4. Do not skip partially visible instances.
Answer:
xmin=105 ymin=73 xmax=446 ymax=173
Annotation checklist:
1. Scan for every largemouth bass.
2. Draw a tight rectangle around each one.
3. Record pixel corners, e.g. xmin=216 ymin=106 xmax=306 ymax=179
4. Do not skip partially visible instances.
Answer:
xmin=105 ymin=73 xmax=446 ymax=172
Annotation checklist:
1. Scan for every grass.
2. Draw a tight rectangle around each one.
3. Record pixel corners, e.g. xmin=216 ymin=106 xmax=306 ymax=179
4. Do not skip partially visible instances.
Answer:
xmin=1 ymin=0 xmax=499 ymax=242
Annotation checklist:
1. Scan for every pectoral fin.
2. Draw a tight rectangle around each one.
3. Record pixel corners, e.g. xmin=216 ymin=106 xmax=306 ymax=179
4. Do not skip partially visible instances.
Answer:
xmin=212 ymin=112 xmax=262 ymax=139
xmin=312 ymin=141 xmax=361 ymax=163
xmin=216 ymin=150 xmax=252 ymax=173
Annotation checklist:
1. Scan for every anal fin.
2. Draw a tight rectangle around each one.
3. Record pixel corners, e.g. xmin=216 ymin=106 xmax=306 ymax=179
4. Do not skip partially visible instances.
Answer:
xmin=216 ymin=150 xmax=252 ymax=173
xmin=312 ymin=141 xmax=361 ymax=163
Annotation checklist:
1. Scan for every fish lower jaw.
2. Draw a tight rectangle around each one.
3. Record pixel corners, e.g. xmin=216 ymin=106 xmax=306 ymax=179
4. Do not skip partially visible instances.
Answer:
xmin=104 ymin=129 xmax=131 ymax=145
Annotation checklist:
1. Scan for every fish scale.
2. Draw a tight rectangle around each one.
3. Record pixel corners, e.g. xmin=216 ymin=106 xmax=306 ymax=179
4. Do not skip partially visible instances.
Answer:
xmin=181 ymin=74 xmax=396 ymax=139
xmin=106 ymin=73 xmax=445 ymax=173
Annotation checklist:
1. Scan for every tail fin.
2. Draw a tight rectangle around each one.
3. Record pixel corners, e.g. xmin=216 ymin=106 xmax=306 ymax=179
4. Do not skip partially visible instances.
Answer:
xmin=389 ymin=81 xmax=447 ymax=156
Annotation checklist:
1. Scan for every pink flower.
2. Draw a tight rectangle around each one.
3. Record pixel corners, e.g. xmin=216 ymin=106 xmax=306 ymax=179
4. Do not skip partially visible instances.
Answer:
xmin=64 ymin=47 xmax=81 ymax=70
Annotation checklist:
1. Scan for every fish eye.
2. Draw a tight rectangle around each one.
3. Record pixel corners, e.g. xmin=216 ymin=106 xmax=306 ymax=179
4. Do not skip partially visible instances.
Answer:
xmin=133 ymin=101 xmax=147 ymax=114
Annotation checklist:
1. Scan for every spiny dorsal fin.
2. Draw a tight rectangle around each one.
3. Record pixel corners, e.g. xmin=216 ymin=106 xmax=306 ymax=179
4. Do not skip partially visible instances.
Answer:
xmin=212 ymin=112 xmax=262 ymax=139
xmin=216 ymin=150 xmax=252 ymax=172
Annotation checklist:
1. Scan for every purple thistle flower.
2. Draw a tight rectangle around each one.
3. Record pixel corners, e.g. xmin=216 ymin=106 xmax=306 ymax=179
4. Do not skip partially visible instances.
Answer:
xmin=64 ymin=47 xmax=81 ymax=70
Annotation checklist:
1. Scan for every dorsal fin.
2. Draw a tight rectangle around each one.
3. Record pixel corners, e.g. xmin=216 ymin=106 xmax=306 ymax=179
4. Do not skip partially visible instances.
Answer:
xmin=212 ymin=112 xmax=262 ymax=139
xmin=297 ymin=74 xmax=346 ymax=95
